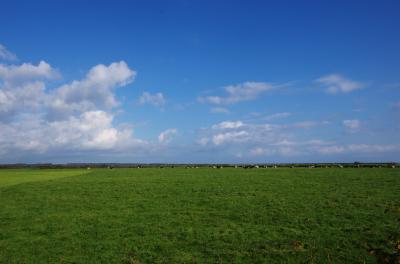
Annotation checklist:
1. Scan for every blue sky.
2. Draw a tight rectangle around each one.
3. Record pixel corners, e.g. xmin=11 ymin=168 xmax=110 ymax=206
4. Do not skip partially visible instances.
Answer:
xmin=0 ymin=0 xmax=399 ymax=163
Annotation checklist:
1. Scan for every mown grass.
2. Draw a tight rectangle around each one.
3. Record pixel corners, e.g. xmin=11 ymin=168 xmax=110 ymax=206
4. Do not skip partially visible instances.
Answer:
xmin=0 ymin=169 xmax=88 ymax=187
xmin=0 ymin=168 xmax=399 ymax=263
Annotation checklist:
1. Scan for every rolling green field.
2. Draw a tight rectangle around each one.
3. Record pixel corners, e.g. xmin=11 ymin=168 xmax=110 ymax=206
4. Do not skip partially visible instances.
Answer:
xmin=0 ymin=168 xmax=399 ymax=263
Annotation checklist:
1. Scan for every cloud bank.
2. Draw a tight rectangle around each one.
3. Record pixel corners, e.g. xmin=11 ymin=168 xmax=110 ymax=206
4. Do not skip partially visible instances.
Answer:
xmin=0 ymin=44 xmax=398 ymax=163
xmin=0 ymin=47 xmax=162 ymax=161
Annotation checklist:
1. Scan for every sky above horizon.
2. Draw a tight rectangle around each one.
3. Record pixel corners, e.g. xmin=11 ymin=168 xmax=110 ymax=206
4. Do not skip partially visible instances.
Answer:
xmin=1 ymin=0 xmax=400 ymax=163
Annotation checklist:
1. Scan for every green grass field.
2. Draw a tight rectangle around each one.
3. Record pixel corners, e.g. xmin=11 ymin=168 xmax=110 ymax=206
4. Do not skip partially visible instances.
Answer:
xmin=0 ymin=168 xmax=399 ymax=263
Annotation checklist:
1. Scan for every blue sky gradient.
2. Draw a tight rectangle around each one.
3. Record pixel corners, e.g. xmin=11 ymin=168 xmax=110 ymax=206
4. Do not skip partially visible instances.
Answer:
xmin=0 ymin=0 xmax=399 ymax=163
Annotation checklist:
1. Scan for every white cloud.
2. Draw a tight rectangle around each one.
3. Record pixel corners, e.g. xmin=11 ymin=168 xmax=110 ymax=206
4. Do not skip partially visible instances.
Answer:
xmin=197 ymin=118 xmax=344 ymax=159
xmin=316 ymin=74 xmax=363 ymax=94
xmin=158 ymin=128 xmax=177 ymax=144
xmin=198 ymin=81 xmax=273 ymax=104
xmin=0 ymin=44 xmax=17 ymax=61
xmin=201 ymin=120 xmax=329 ymax=148
xmin=0 ymin=81 xmax=46 ymax=119
xmin=0 ymin=61 xmax=60 ymax=119
xmin=48 ymin=61 xmax=135 ymax=119
xmin=1 ymin=44 xmax=397 ymax=163
xmin=249 ymin=146 xmax=301 ymax=157
xmin=0 ymin=61 xmax=59 ymax=85
xmin=0 ymin=110 xmax=145 ymax=155
xmin=0 ymin=51 xmax=156 ymax=160
xmin=139 ymin=92 xmax=166 ymax=108
xmin=210 ymin=107 xmax=230 ymax=114
xmin=212 ymin=121 xmax=244 ymax=130
xmin=48 ymin=111 xmax=123 ymax=150
xmin=212 ymin=131 xmax=249 ymax=145
xmin=202 ymin=120 xmax=283 ymax=147
xmin=343 ymin=119 xmax=361 ymax=133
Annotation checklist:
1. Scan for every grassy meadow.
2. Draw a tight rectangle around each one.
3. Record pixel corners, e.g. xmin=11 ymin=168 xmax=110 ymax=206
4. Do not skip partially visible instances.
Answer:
xmin=0 ymin=167 xmax=399 ymax=263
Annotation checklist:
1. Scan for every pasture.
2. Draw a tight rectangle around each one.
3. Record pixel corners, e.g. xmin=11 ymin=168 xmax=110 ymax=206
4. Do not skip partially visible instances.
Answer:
xmin=0 ymin=167 xmax=399 ymax=263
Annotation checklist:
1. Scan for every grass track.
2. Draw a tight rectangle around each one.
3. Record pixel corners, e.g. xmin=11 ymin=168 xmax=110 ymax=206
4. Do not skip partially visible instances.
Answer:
xmin=0 ymin=168 xmax=399 ymax=263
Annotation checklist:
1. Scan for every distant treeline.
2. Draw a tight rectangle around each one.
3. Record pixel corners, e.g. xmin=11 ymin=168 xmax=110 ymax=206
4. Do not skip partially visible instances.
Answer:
xmin=0 ymin=162 xmax=397 ymax=169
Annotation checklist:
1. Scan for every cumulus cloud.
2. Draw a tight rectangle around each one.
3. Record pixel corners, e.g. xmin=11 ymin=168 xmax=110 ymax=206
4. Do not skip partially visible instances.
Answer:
xmin=158 ymin=128 xmax=177 ymax=144
xmin=212 ymin=131 xmax=249 ymax=145
xmin=0 ymin=81 xmax=46 ymax=119
xmin=48 ymin=61 xmax=135 ymax=119
xmin=0 ymin=49 xmax=154 ymax=160
xmin=198 ymin=81 xmax=273 ymax=104
xmin=0 ymin=61 xmax=59 ymax=85
xmin=0 ymin=61 xmax=61 ymax=120
xmin=49 ymin=111 xmax=123 ymax=150
xmin=343 ymin=119 xmax=361 ymax=133
xmin=316 ymin=74 xmax=363 ymax=94
xmin=0 ymin=112 xmax=149 ymax=160
xmin=0 ymin=110 xmax=146 ymax=156
xmin=0 ymin=44 xmax=17 ymax=61
xmin=139 ymin=92 xmax=166 ymax=108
